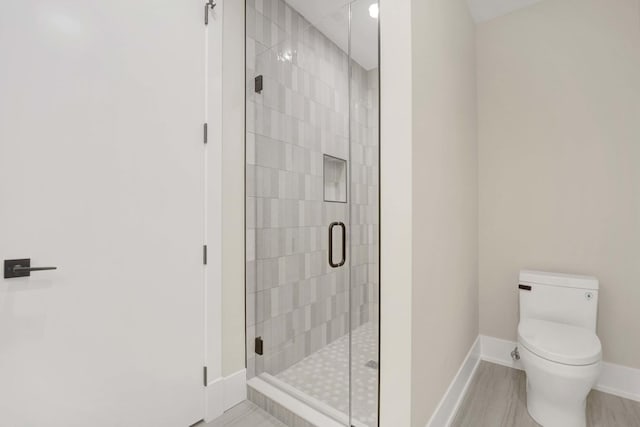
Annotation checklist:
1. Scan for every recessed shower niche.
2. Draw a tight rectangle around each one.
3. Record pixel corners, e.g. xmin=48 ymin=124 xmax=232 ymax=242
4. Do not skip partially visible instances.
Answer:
xmin=323 ymin=155 xmax=347 ymax=203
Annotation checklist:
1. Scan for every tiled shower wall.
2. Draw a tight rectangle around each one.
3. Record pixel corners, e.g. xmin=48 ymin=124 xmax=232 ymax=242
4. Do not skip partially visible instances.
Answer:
xmin=246 ymin=0 xmax=379 ymax=379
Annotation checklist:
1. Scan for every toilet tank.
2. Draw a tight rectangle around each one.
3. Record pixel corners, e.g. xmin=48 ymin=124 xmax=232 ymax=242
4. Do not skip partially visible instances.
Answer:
xmin=519 ymin=270 xmax=599 ymax=331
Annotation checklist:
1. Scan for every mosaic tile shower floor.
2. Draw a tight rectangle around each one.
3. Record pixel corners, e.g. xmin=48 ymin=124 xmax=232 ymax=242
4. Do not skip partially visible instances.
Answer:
xmin=276 ymin=322 xmax=379 ymax=426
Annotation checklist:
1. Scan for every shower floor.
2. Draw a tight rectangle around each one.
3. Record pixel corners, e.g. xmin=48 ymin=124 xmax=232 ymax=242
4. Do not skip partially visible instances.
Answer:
xmin=275 ymin=322 xmax=379 ymax=426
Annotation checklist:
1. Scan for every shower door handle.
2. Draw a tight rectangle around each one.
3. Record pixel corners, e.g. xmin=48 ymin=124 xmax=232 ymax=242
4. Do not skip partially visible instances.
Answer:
xmin=328 ymin=222 xmax=346 ymax=268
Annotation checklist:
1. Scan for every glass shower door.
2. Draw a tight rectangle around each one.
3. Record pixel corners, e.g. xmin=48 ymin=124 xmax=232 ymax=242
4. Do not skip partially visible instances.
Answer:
xmin=349 ymin=1 xmax=380 ymax=426
xmin=246 ymin=0 xmax=379 ymax=425
xmin=245 ymin=0 xmax=352 ymax=418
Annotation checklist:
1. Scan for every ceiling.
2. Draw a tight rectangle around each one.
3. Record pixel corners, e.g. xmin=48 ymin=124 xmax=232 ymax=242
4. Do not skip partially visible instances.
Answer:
xmin=466 ymin=0 xmax=545 ymax=23
xmin=284 ymin=0 xmax=546 ymax=69
xmin=285 ymin=0 xmax=379 ymax=71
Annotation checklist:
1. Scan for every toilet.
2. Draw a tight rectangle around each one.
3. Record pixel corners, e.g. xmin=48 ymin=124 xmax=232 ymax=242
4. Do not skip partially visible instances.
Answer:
xmin=517 ymin=270 xmax=602 ymax=427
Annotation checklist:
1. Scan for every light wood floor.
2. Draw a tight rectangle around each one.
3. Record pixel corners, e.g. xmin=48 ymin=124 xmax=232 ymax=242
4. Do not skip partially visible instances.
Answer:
xmin=451 ymin=361 xmax=640 ymax=427
xmin=204 ymin=401 xmax=286 ymax=427
xmin=205 ymin=362 xmax=640 ymax=427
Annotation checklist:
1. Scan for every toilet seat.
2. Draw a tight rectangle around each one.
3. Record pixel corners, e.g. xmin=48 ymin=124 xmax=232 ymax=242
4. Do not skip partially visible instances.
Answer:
xmin=518 ymin=319 xmax=601 ymax=366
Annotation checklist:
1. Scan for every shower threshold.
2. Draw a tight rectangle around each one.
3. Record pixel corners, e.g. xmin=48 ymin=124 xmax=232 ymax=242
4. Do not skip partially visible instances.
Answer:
xmin=248 ymin=375 xmax=369 ymax=427
xmin=249 ymin=322 xmax=378 ymax=426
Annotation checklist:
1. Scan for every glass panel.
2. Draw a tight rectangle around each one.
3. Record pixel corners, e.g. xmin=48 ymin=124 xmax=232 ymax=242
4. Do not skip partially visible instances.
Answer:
xmin=246 ymin=1 xmax=380 ymax=424
xmin=245 ymin=0 xmax=355 ymax=424
xmin=349 ymin=1 xmax=380 ymax=426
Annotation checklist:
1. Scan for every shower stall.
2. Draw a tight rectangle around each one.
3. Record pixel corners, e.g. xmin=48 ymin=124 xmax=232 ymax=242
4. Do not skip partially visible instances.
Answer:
xmin=245 ymin=0 xmax=380 ymax=425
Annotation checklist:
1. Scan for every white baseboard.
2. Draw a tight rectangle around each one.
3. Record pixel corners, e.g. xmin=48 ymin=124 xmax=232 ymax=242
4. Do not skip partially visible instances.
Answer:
xmin=480 ymin=335 xmax=640 ymax=403
xmin=426 ymin=337 xmax=481 ymax=427
xmin=205 ymin=369 xmax=247 ymax=422
xmin=223 ymin=369 xmax=248 ymax=410
xmin=594 ymin=362 xmax=640 ymax=402
xmin=480 ymin=335 xmax=523 ymax=371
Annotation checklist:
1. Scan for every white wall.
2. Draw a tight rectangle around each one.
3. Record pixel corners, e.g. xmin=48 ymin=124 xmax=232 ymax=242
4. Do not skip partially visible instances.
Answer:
xmin=221 ymin=0 xmax=246 ymax=377
xmin=379 ymin=0 xmax=414 ymax=425
xmin=478 ymin=0 xmax=640 ymax=369
xmin=410 ymin=0 xmax=479 ymax=425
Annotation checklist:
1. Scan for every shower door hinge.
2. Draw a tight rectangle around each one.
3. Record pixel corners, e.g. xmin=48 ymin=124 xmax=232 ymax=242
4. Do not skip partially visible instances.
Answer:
xmin=203 ymin=366 xmax=208 ymax=386
xmin=203 ymin=123 xmax=208 ymax=144
xmin=255 ymin=337 xmax=264 ymax=355
xmin=203 ymin=245 xmax=208 ymax=265
xmin=204 ymin=0 xmax=216 ymax=25
xmin=255 ymin=75 xmax=263 ymax=94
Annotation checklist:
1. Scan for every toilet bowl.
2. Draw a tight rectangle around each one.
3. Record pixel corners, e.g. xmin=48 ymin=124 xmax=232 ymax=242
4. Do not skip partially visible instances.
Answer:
xmin=517 ymin=270 xmax=602 ymax=427
xmin=518 ymin=319 xmax=601 ymax=427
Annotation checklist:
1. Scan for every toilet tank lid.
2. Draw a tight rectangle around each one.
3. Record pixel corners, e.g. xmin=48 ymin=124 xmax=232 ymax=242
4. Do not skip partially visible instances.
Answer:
xmin=519 ymin=270 xmax=599 ymax=290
